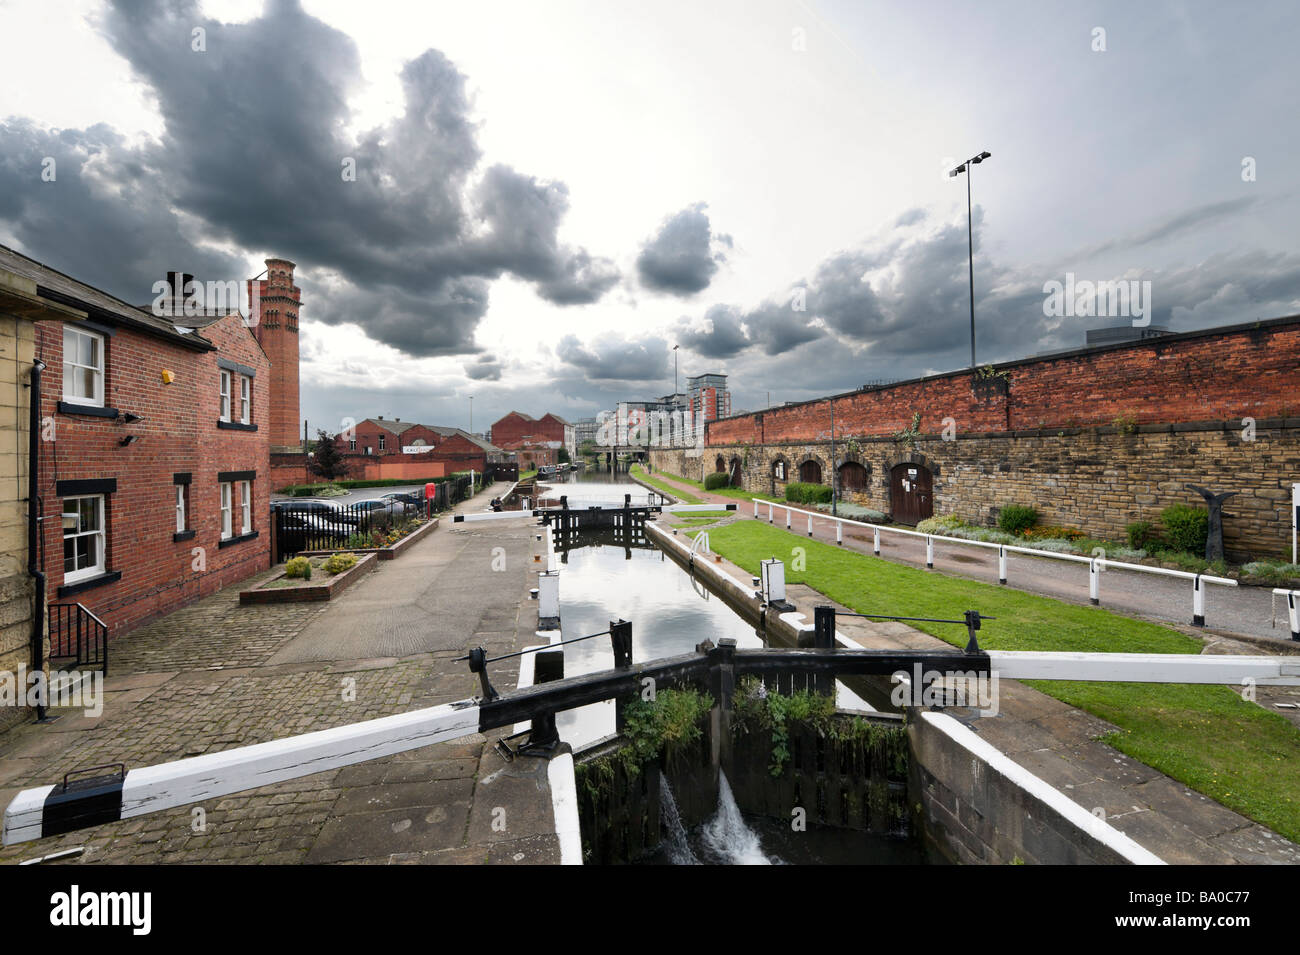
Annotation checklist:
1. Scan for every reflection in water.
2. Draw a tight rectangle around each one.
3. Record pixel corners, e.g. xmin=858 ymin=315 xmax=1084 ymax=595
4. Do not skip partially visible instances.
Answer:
xmin=539 ymin=463 xmax=652 ymax=508
xmin=553 ymin=530 xmax=763 ymax=747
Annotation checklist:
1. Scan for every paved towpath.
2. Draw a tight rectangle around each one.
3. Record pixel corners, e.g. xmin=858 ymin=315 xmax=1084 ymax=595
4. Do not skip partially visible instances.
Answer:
xmin=0 ymin=485 xmax=566 ymax=865
xmin=640 ymin=470 xmax=1294 ymax=643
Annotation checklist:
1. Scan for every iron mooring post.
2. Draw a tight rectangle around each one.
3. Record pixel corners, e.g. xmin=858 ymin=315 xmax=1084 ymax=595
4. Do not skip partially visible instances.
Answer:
xmin=467 ymin=646 xmax=499 ymax=701
xmin=610 ymin=618 xmax=633 ymax=731
xmin=521 ymin=648 xmax=563 ymax=755
xmin=813 ymin=605 xmax=836 ymax=696
xmin=963 ymin=611 xmax=982 ymax=654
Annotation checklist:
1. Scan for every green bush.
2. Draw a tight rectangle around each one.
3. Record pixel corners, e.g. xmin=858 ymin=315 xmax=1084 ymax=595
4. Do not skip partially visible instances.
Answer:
xmin=704 ymin=472 xmax=731 ymax=490
xmin=1160 ymin=504 xmax=1208 ymax=555
xmin=784 ymin=482 xmax=832 ymax=504
xmin=1127 ymin=520 xmax=1160 ymax=550
xmin=284 ymin=556 xmax=311 ymax=578
xmin=916 ymin=514 xmax=967 ymax=535
xmin=997 ymin=505 xmax=1039 ymax=535
xmin=323 ymin=552 xmax=358 ymax=575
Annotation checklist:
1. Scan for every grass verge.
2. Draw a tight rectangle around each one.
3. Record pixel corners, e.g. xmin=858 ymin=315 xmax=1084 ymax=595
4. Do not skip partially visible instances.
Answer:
xmin=630 ymin=465 xmax=702 ymax=503
xmin=697 ymin=519 xmax=1300 ymax=843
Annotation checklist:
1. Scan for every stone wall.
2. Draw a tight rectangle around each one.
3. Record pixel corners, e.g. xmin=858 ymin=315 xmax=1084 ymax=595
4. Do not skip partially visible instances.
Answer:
xmin=0 ymin=314 xmax=36 ymax=730
xmin=650 ymin=419 xmax=1300 ymax=560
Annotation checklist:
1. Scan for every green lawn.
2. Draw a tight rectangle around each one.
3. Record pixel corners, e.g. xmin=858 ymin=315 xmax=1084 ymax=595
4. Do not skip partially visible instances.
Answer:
xmin=630 ymin=465 xmax=702 ymax=503
xmin=696 ymin=519 xmax=1300 ymax=843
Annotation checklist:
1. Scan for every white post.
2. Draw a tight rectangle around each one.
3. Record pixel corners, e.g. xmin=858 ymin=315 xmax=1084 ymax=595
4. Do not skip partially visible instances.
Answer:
xmin=873 ymin=527 xmax=880 ymax=555
xmin=753 ymin=499 xmax=759 ymax=519
xmin=998 ymin=546 xmax=1007 ymax=585
xmin=1192 ymin=574 xmax=1205 ymax=627
xmin=836 ymin=520 xmax=842 ymax=546
xmin=1288 ymin=592 xmax=1300 ymax=642
xmin=926 ymin=536 xmax=934 ymax=569
xmin=807 ymin=513 xmax=813 ymax=537
xmin=1089 ymin=558 xmax=1101 ymax=605
xmin=538 ymin=571 xmax=560 ymax=621
xmin=786 ymin=506 xmax=791 ymax=530
xmin=768 ymin=502 xmax=774 ymax=524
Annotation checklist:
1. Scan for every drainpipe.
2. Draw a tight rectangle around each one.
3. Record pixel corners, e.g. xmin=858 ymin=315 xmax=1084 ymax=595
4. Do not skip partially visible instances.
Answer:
xmin=27 ymin=358 xmax=46 ymax=721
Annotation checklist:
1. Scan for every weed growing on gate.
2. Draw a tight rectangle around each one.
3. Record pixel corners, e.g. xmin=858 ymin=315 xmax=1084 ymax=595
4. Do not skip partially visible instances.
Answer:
xmin=698 ymin=520 xmax=1300 ymax=843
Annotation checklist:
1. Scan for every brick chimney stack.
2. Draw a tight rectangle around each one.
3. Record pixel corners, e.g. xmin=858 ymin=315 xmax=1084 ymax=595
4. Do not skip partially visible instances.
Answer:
xmin=250 ymin=258 xmax=301 ymax=450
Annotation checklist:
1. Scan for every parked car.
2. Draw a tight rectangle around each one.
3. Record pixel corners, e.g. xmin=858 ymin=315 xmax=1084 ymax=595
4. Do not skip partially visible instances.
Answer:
xmin=275 ymin=510 xmax=356 ymax=553
xmin=271 ymin=498 xmax=359 ymax=526
xmin=351 ymin=498 xmax=400 ymax=517
xmin=379 ymin=491 xmax=422 ymax=507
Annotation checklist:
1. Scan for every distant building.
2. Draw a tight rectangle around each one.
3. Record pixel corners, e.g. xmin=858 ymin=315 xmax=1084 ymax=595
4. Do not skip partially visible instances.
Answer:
xmin=327 ymin=416 xmax=501 ymax=477
xmin=688 ymin=372 xmax=731 ymax=423
xmin=490 ymin=410 xmax=573 ymax=459
xmin=573 ymin=417 xmax=600 ymax=448
xmin=1085 ymin=325 xmax=1172 ymax=347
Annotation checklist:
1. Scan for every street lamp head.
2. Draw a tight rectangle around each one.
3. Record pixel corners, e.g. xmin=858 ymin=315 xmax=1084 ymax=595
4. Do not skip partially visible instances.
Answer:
xmin=950 ymin=164 xmax=966 ymax=176
xmin=979 ymin=151 xmax=991 ymax=160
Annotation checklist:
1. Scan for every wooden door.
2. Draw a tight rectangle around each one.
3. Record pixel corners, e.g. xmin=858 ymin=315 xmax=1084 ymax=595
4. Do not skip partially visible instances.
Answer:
xmin=890 ymin=463 xmax=933 ymax=525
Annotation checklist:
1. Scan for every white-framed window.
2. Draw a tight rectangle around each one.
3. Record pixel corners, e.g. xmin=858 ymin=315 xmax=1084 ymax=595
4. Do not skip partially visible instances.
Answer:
xmin=378 ymin=434 xmax=386 ymax=451
xmin=239 ymin=375 xmax=250 ymax=424
xmin=175 ymin=485 xmax=187 ymax=533
xmin=220 ymin=482 xmax=233 ymax=539
xmin=348 ymin=438 xmax=357 ymax=451
xmin=239 ymin=480 xmax=251 ymax=535
xmin=62 ymin=327 xmax=105 ymax=406
xmin=219 ymin=370 xmax=232 ymax=422
xmin=62 ymin=495 xmax=105 ymax=583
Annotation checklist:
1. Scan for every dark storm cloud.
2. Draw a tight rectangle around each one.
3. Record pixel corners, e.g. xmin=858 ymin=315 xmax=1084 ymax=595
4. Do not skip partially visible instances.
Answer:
xmin=465 ymin=354 xmax=504 ymax=381
xmin=0 ymin=0 xmax=620 ymax=357
xmin=556 ymin=334 xmax=670 ymax=381
xmin=636 ymin=202 xmax=732 ymax=296
xmin=1072 ymin=197 xmax=1260 ymax=261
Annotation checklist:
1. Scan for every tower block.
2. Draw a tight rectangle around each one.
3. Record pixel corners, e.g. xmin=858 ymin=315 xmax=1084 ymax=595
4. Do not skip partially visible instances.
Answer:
xmin=250 ymin=258 xmax=302 ymax=450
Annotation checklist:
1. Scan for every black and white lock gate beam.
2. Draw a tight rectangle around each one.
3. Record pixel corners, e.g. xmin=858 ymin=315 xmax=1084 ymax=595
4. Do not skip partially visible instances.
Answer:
xmin=452 ymin=502 xmax=737 ymax=523
xmin=8 ymin=642 xmax=1300 ymax=846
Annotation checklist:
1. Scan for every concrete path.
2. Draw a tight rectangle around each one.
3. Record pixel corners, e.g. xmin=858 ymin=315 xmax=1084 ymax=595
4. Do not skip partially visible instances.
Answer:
xmin=643 ymin=470 xmax=1294 ymax=643
xmin=0 ymin=486 xmax=568 ymax=866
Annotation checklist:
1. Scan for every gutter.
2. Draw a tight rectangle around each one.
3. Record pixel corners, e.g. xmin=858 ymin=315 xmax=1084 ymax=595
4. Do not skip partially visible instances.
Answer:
xmin=27 ymin=358 xmax=45 ymax=721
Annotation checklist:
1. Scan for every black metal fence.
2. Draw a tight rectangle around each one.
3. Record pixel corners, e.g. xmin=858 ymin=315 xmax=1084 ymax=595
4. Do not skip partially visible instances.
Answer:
xmin=48 ymin=602 xmax=109 ymax=675
xmin=272 ymin=475 xmax=477 ymax=561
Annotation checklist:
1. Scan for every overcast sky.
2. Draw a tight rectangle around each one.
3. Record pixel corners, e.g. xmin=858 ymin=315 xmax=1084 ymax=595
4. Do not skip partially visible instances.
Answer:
xmin=2 ymin=0 xmax=1297 ymax=435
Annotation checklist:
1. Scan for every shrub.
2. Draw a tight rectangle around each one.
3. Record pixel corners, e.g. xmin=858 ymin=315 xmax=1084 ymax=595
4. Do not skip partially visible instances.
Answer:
xmin=284 ymin=556 xmax=311 ymax=579
xmin=323 ymin=552 xmax=358 ymax=575
xmin=917 ymin=514 xmax=967 ymax=535
xmin=704 ymin=472 xmax=731 ymax=490
xmin=784 ymin=482 xmax=832 ymax=504
xmin=997 ymin=505 xmax=1039 ymax=535
xmin=1127 ymin=520 xmax=1160 ymax=550
xmin=1160 ymin=504 xmax=1209 ymax=555
xmin=1031 ymin=538 xmax=1081 ymax=553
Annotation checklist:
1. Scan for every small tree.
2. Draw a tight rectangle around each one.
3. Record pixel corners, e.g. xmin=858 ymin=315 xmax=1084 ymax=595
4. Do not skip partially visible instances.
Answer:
xmin=558 ymin=447 xmax=571 ymax=464
xmin=310 ymin=428 xmax=350 ymax=481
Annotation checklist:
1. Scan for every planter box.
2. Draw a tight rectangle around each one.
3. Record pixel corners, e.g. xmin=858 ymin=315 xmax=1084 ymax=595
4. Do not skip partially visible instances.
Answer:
xmin=298 ymin=517 xmax=440 ymax=561
xmin=240 ymin=552 xmax=377 ymax=604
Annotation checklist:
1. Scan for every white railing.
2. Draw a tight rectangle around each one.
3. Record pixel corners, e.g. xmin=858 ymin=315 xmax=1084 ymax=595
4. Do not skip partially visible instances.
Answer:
xmin=751 ymin=497 xmax=1236 ymax=626
xmin=688 ymin=531 xmax=711 ymax=565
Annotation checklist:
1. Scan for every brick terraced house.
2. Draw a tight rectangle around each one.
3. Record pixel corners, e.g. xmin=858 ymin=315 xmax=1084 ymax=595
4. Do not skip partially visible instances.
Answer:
xmin=0 ymin=245 xmax=274 ymax=640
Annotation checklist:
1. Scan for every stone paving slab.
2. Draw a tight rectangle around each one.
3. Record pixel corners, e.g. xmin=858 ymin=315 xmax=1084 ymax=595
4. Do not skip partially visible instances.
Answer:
xmin=0 ymin=492 xmax=566 ymax=866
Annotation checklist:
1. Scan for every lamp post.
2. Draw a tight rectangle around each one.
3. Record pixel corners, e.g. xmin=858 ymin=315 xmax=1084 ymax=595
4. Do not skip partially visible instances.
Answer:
xmin=949 ymin=150 xmax=991 ymax=368
xmin=469 ymin=395 xmax=473 ymax=434
xmin=830 ymin=396 xmax=837 ymax=518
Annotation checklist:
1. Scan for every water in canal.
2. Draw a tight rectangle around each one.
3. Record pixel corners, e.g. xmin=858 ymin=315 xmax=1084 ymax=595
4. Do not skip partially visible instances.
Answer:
xmin=545 ymin=468 xmax=924 ymax=864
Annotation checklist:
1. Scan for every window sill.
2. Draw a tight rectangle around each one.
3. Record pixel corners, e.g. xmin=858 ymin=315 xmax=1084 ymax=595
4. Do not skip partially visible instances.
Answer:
xmin=217 ymin=420 xmax=258 ymax=431
xmin=58 ymin=401 xmax=119 ymax=419
xmin=58 ymin=570 xmax=122 ymax=598
xmin=218 ymin=530 xmax=259 ymax=549
xmin=173 ymin=530 xmax=196 ymax=542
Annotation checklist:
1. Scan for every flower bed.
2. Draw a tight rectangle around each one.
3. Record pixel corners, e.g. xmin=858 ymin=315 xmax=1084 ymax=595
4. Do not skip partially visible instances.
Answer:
xmin=297 ymin=516 xmax=439 ymax=561
xmin=240 ymin=552 xmax=377 ymax=604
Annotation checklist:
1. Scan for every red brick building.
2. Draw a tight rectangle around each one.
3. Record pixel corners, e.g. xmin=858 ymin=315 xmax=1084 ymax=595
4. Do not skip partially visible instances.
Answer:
xmin=1 ymin=246 xmax=274 ymax=639
xmin=321 ymin=418 xmax=496 ymax=480
xmin=251 ymin=259 xmax=301 ymax=451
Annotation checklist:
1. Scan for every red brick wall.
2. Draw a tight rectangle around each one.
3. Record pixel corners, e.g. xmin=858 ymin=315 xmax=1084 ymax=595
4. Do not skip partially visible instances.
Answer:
xmin=491 ymin=412 xmax=562 ymax=449
xmin=708 ymin=318 xmax=1300 ymax=445
xmin=37 ymin=314 xmax=271 ymax=639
